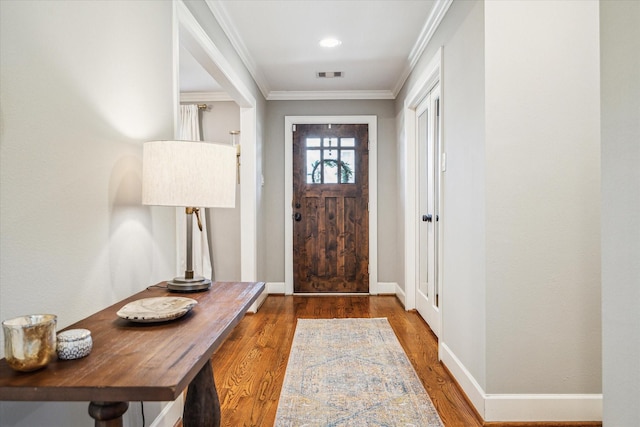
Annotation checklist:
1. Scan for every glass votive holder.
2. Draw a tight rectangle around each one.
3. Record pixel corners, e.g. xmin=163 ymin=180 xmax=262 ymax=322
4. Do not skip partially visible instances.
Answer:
xmin=2 ymin=314 xmax=57 ymax=372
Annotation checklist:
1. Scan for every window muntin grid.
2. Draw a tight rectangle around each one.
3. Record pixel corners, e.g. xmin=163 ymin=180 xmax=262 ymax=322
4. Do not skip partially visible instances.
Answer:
xmin=305 ymin=137 xmax=356 ymax=184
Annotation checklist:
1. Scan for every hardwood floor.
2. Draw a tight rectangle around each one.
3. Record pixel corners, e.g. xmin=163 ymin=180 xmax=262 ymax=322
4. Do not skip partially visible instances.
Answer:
xmin=206 ymin=295 xmax=602 ymax=427
xmin=210 ymin=295 xmax=481 ymax=427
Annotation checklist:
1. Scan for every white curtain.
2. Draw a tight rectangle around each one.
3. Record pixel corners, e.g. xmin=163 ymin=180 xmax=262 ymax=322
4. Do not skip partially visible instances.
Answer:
xmin=179 ymin=104 xmax=200 ymax=141
xmin=177 ymin=104 xmax=213 ymax=280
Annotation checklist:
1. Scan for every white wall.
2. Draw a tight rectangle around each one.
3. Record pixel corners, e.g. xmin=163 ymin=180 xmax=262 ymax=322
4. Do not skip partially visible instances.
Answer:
xmin=0 ymin=1 xmax=176 ymax=426
xmin=484 ymin=0 xmax=601 ymax=395
xmin=600 ymin=1 xmax=640 ymax=425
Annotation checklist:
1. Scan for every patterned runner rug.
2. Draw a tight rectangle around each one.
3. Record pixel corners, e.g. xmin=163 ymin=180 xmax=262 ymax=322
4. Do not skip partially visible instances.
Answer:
xmin=274 ymin=318 xmax=444 ymax=426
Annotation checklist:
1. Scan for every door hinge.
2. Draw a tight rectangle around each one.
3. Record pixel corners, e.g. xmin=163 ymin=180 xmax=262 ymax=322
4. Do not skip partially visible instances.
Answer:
xmin=292 ymin=124 xmax=296 ymax=132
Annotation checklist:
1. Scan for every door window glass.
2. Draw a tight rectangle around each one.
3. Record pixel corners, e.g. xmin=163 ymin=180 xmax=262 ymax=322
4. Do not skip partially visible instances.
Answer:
xmin=306 ymin=137 xmax=356 ymax=184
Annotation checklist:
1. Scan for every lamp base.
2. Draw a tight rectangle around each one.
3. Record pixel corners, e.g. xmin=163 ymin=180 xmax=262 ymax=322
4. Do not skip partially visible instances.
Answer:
xmin=167 ymin=276 xmax=212 ymax=293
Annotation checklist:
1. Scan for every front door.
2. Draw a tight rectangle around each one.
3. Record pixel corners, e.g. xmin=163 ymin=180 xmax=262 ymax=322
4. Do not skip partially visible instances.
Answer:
xmin=292 ymin=124 xmax=369 ymax=293
xmin=417 ymin=84 xmax=442 ymax=337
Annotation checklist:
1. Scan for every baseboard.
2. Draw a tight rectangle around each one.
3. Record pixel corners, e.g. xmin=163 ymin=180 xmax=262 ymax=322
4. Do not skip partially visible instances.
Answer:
xmin=376 ymin=282 xmax=398 ymax=294
xmin=149 ymin=395 xmax=184 ymax=427
xmin=440 ymin=342 xmax=487 ymax=416
xmin=267 ymin=281 xmax=286 ymax=294
xmin=247 ymin=282 xmax=284 ymax=312
xmin=394 ymin=283 xmax=407 ymax=307
xmin=440 ymin=343 xmax=602 ymax=422
xmin=261 ymin=282 xmax=398 ymax=297
xmin=484 ymin=394 xmax=602 ymax=422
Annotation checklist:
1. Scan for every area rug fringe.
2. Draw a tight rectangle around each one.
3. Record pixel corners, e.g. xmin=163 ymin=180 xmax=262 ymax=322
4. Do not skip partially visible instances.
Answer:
xmin=274 ymin=318 xmax=444 ymax=426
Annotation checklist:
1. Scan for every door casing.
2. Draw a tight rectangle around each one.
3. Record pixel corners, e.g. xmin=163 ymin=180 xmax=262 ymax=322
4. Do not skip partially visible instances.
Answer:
xmin=177 ymin=1 xmax=259 ymax=284
xmin=416 ymin=85 xmax=442 ymax=337
xmin=285 ymin=116 xmax=378 ymax=295
xmin=402 ymin=47 xmax=443 ymax=345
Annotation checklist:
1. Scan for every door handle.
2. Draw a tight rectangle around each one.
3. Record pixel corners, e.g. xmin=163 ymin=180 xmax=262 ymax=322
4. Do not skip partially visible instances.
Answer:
xmin=294 ymin=212 xmax=302 ymax=222
xmin=422 ymin=214 xmax=433 ymax=223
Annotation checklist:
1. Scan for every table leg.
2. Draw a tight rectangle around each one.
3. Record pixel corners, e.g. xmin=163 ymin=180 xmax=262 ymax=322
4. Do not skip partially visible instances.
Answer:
xmin=88 ymin=401 xmax=129 ymax=427
xmin=183 ymin=360 xmax=221 ymax=427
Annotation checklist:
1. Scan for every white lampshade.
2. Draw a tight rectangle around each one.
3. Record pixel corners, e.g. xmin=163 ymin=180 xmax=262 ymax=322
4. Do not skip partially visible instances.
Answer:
xmin=142 ymin=140 xmax=236 ymax=208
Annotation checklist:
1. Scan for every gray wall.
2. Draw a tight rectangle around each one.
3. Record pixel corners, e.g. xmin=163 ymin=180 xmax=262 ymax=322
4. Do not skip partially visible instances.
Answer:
xmin=600 ymin=1 xmax=640 ymax=425
xmin=200 ymin=101 xmax=242 ymax=281
xmin=3 ymin=0 xmax=635 ymax=423
xmin=0 ymin=1 xmax=267 ymax=425
xmin=395 ymin=0 xmax=602 ymax=406
xmin=440 ymin=0 xmax=487 ymax=390
xmin=263 ymin=100 xmax=397 ymax=284
xmin=395 ymin=0 xmax=487 ymax=390
xmin=0 ymin=1 xmax=176 ymax=425
xmin=484 ymin=0 xmax=601 ymax=395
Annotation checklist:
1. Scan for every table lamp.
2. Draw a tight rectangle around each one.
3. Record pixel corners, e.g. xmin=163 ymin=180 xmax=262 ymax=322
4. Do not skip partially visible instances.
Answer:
xmin=142 ymin=140 xmax=236 ymax=292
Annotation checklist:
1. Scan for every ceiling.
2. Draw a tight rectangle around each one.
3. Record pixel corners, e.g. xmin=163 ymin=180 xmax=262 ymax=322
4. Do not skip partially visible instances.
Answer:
xmin=179 ymin=0 xmax=451 ymax=101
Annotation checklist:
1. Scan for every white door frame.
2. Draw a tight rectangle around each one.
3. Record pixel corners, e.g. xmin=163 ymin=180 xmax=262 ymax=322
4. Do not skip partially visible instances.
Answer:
xmin=177 ymin=1 xmax=258 ymax=281
xmin=416 ymin=84 xmax=442 ymax=337
xmin=403 ymin=48 xmax=442 ymax=313
xmin=284 ymin=116 xmax=378 ymax=295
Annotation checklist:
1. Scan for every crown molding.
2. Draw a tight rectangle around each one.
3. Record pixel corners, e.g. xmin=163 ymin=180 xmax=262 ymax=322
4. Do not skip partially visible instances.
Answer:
xmin=180 ymin=91 xmax=234 ymax=103
xmin=267 ymin=90 xmax=396 ymax=101
xmin=204 ymin=0 xmax=451 ymax=101
xmin=393 ymin=0 xmax=453 ymax=96
xmin=178 ymin=1 xmax=255 ymax=108
xmin=205 ymin=0 xmax=271 ymax=99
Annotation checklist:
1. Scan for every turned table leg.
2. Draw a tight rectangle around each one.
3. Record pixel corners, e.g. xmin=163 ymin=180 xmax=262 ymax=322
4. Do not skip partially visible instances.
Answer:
xmin=183 ymin=360 xmax=221 ymax=427
xmin=88 ymin=401 xmax=129 ymax=427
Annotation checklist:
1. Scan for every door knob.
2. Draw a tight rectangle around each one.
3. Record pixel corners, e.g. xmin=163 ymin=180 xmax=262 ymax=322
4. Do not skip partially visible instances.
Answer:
xmin=294 ymin=212 xmax=302 ymax=222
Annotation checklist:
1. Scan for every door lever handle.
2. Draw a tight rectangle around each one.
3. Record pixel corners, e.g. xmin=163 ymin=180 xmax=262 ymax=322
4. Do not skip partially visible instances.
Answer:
xmin=294 ymin=212 xmax=302 ymax=222
xmin=422 ymin=214 xmax=433 ymax=223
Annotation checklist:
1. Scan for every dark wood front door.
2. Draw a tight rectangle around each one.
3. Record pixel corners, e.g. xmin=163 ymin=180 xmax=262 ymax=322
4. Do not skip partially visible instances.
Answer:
xmin=292 ymin=123 xmax=369 ymax=293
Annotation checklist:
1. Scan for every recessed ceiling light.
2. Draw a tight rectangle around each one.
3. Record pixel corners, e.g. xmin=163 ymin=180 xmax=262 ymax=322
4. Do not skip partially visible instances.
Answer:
xmin=319 ymin=38 xmax=342 ymax=48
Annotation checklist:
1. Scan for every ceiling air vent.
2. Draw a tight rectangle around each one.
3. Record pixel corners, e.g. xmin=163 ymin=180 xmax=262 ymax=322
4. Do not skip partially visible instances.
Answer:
xmin=316 ymin=71 xmax=343 ymax=78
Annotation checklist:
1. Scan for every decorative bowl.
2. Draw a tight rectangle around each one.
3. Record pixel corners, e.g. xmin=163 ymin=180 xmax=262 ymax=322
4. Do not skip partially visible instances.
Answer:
xmin=57 ymin=328 xmax=92 ymax=360
xmin=116 ymin=297 xmax=197 ymax=323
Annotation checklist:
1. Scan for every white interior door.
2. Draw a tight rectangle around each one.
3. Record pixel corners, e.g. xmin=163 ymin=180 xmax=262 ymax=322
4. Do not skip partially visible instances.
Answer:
xmin=416 ymin=84 xmax=442 ymax=337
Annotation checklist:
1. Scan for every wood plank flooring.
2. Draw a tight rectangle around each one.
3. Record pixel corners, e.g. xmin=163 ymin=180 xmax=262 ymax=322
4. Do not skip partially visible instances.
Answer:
xmin=210 ymin=295 xmax=480 ymax=426
xmin=206 ymin=295 xmax=602 ymax=427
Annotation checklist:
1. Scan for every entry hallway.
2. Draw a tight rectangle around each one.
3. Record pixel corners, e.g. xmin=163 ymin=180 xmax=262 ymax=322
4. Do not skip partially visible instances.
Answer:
xmin=206 ymin=296 xmax=602 ymax=427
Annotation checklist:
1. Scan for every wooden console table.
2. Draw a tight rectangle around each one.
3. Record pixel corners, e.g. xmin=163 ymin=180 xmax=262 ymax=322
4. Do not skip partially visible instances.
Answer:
xmin=0 ymin=281 xmax=265 ymax=427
